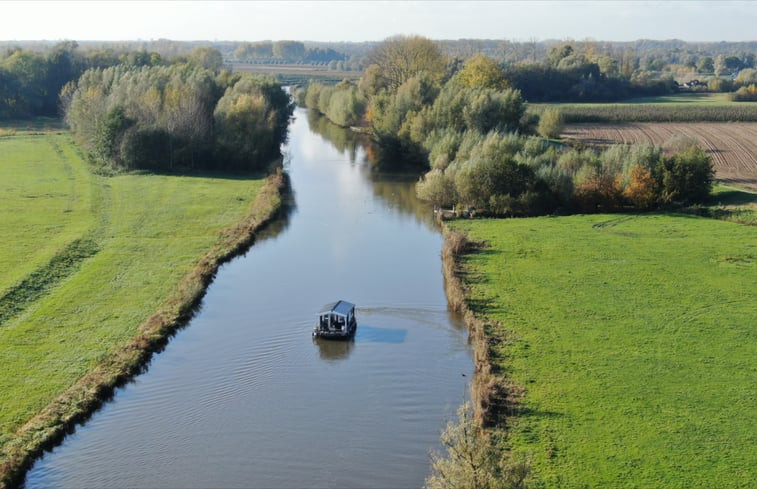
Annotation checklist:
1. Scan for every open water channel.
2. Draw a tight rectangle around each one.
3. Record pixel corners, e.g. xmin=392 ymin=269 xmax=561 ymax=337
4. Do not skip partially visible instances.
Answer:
xmin=25 ymin=107 xmax=473 ymax=488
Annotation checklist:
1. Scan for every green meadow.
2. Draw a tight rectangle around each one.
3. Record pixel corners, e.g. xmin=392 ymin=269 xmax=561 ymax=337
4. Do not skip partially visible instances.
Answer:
xmin=450 ymin=214 xmax=756 ymax=488
xmin=0 ymin=133 xmax=267 ymax=453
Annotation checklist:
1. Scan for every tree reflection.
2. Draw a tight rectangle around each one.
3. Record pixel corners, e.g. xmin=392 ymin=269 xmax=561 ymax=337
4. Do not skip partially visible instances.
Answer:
xmin=306 ymin=109 xmax=364 ymax=163
xmin=304 ymin=108 xmax=438 ymax=230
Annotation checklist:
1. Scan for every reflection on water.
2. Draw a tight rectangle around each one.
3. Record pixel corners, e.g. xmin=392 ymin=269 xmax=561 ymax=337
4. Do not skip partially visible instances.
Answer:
xmin=313 ymin=337 xmax=355 ymax=361
xmin=306 ymin=109 xmax=364 ymax=162
xmin=25 ymin=107 xmax=472 ymax=489
xmin=308 ymin=110 xmax=437 ymax=229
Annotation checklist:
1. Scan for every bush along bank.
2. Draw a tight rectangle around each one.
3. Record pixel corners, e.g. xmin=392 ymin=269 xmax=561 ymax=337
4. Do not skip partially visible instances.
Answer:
xmin=295 ymin=38 xmax=717 ymax=214
xmin=423 ymin=227 xmax=531 ymax=489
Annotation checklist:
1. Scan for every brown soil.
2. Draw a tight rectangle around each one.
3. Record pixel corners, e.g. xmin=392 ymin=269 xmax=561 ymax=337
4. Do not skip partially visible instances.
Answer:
xmin=564 ymin=122 xmax=757 ymax=190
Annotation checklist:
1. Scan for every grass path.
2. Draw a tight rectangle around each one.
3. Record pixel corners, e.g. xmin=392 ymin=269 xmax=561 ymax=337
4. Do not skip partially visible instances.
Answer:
xmin=450 ymin=214 xmax=756 ymax=488
xmin=0 ymin=133 xmax=281 ymax=486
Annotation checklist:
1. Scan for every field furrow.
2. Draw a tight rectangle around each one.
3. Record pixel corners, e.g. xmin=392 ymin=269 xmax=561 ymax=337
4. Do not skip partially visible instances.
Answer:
xmin=564 ymin=122 xmax=757 ymax=189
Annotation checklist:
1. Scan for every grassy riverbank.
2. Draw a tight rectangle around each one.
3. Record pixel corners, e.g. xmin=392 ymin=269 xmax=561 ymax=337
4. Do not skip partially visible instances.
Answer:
xmin=0 ymin=133 xmax=284 ymax=487
xmin=447 ymin=214 xmax=756 ymax=488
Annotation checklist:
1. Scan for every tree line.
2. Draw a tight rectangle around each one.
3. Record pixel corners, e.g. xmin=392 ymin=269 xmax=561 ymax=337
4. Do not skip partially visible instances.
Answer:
xmin=0 ymin=41 xmax=291 ymax=172
xmin=298 ymin=36 xmax=715 ymax=217
xmin=0 ymin=42 xmax=225 ymax=120
xmin=64 ymin=63 xmax=292 ymax=172
xmin=233 ymin=40 xmax=346 ymax=64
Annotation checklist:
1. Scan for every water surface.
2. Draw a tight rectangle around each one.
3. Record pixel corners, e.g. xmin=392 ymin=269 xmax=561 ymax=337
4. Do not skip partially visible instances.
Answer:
xmin=25 ymin=108 xmax=472 ymax=488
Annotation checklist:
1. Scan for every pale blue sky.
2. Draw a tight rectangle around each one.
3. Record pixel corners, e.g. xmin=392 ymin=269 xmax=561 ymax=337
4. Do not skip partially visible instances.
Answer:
xmin=3 ymin=1 xmax=755 ymax=43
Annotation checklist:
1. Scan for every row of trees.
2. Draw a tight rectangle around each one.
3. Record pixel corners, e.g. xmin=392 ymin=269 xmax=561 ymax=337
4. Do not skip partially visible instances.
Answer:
xmin=233 ymin=41 xmax=346 ymax=63
xmin=0 ymin=42 xmax=226 ymax=119
xmin=416 ymin=132 xmax=714 ymax=215
xmin=64 ymin=64 xmax=292 ymax=172
xmin=299 ymin=36 xmax=715 ymax=215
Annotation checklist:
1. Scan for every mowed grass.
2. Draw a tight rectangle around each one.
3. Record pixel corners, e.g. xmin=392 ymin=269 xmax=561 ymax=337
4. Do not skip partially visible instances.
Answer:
xmin=0 ymin=134 xmax=265 ymax=450
xmin=0 ymin=136 xmax=97 ymax=295
xmin=450 ymin=214 xmax=756 ymax=488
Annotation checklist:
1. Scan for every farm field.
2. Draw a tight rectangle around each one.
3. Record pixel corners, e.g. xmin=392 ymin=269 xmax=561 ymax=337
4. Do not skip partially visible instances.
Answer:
xmin=450 ymin=214 xmax=757 ymax=488
xmin=529 ymin=93 xmax=757 ymax=123
xmin=0 ymin=133 xmax=273 ymax=470
xmin=564 ymin=122 xmax=757 ymax=190
xmin=230 ymin=62 xmax=360 ymax=85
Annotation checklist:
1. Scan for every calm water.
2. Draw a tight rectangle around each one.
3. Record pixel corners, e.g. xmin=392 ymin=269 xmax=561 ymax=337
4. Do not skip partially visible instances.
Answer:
xmin=25 ymin=108 xmax=472 ymax=489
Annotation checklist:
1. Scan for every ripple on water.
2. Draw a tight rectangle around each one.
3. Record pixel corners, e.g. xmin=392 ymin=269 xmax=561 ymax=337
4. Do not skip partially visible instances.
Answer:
xmin=24 ymin=108 xmax=472 ymax=489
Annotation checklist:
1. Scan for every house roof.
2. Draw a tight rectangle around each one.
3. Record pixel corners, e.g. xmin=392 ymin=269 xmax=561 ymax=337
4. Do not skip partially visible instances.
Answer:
xmin=319 ymin=300 xmax=355 ymax=316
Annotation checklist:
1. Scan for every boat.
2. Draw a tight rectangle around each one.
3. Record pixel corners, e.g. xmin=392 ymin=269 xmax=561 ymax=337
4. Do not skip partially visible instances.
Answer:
xmin=313 ymin=300 xmax=357 ymax=339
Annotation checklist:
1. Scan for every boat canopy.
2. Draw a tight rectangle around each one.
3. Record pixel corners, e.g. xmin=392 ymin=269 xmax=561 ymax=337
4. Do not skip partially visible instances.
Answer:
xmin=318 ymin=300 xmax=355 ymax=317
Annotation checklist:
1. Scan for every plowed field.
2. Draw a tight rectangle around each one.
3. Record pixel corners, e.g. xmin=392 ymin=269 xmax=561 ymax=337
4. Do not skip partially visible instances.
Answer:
xmin=564 ymin=123 xmax=757 ymax=189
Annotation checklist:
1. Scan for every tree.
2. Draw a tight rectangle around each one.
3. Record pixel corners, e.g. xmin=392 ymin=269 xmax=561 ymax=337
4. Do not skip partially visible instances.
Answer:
xmin=548 ymin=43 xmax=574 ymax=67
xmin=273 ymin=41 xmax=306 ymax=61
xmin=234 ymin=41 xmax=274 ymax=60
xmin=95 ymin=105 xmax=134 ymax=164
xmin=735 ymin=68 xmax=757 ymax=84
xmin=366 ymin=35 xmax=447 ymax=91
xmin=659 ymin=144 xmax=714 ymax=204
xmin=190 ymin=47 xmax=223 ymax=72
xmin=537 ymin=108 xmax=564 ymax=139
xmin=213 ymin=75 xmax=293 ymax=171
xmin=623 ymin=164 xmax=658 ymax=209
xmin=455 ymin=54 xmax=509 ymax=90
xmin=574 ymin=172 xmax=622 ymax=212
xmin=697 ymin=56 xmax=714 ymax=73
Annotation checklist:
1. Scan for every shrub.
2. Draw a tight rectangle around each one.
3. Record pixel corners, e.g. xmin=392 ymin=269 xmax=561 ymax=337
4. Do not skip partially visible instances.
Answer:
xmin=574 ymin=173 xmax=623 ymax=212
xmin=425 ymin=402 xmax=530 ymax=489
xmin=537 ymin=108 xmax=564 ymax=139
xmin=416 ymin=169 xmax=456 ymax=207
xmin=623 ymin=164 xmax=658 ymax=209
xmin=304 ymin=83 xmax=323 ymax=109
xmin=730 ymin=84 xmax=757 ymax=102
xmin=659 ymin=145 xmax=714 ymax=204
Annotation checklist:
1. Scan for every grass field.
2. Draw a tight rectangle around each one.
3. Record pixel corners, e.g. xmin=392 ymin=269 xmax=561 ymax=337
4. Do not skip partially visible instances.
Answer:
xmin=0 ymin=133 xmax=275 ymax=481
xmin=450 ymin=214 xmax=756 ymax=488
xmin=230 ymin=62 xmax=361 ymax=85
xmin=562 ymin=122 xmax=757 ymax=190
xmin=529 ymin=93 xmax=757 ymax=123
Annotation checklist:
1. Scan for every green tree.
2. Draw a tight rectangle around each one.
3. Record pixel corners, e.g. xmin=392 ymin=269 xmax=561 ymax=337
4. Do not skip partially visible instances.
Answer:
xmin=213 ymin=75 xmax=293 ymax=171
xmin=234 ymin=41 xmax=274 ymax=60
xmin=659 ymin=144 xmax=714 ymax=204
xmin=273 ymin=41 xmax=306 ymax=61
xmin=455 ymin=54 xmax=509 ymax=90
xmin=366 ymin=35 xmax=447 ymax=91
xmin=697 ymin=56 xmax=714 ymax=73
xmin=548 ymin=43 xmax=574 ymax=67
xmin=537 ymin=108 xmax=564 ymax=139
xmin=190 ymin=47 xmax=224 ymax=72
xmin=95 ymin=105 xmax=134 ymax=164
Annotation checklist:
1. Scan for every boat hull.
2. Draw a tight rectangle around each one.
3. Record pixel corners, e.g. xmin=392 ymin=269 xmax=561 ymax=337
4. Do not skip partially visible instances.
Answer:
xmin=312 ymin=321 xmax=357 ymax=339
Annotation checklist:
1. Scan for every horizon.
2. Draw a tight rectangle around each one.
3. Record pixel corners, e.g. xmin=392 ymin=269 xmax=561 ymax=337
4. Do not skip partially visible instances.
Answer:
xmin=2 ymin=1 xmax=756 ymax=44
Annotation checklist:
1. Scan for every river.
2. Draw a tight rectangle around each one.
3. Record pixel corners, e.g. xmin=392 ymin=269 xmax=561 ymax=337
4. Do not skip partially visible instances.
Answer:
xmin=24 ymin=107 xmax=473 ymax=489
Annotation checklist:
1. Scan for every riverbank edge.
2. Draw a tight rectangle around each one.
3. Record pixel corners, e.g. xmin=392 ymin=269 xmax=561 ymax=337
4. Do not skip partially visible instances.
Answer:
xmin=0 ymin=170 xmax=288 ymax=489
xmin=440 ymin=225 xmax=522 ymax=429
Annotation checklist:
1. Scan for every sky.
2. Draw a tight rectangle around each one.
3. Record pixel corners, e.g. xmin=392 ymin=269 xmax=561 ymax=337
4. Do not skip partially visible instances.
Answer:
xmin=2 ymin=1 xmax=756 ymax=43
